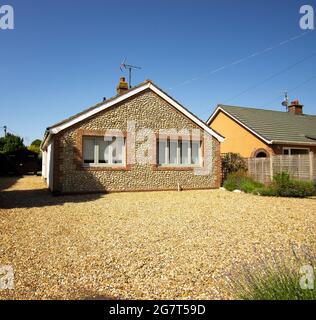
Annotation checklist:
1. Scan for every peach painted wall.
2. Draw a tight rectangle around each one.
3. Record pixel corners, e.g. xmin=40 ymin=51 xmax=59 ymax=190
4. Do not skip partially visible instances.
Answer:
xmin=209 ymin=111 xmax=272 ymax=157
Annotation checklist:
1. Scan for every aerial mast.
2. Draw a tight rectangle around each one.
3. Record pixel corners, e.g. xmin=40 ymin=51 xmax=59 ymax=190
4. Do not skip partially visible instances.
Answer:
xmin=281 ymin=91 xmax=289 ymax=110
xmin=120 ymin=58 xmax=142 ymax=88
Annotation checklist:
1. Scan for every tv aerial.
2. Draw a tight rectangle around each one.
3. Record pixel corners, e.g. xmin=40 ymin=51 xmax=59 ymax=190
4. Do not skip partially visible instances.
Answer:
xmin=120 ymin=58 xmax=141 ymax=88
xmin=281 ymin=91 xmax=289 ymax=109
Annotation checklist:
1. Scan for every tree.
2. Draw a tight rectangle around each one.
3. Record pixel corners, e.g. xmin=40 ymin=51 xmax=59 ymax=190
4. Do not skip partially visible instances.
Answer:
xmin=28 ymin=139 xmax=42 ymax=159
xmin=28 ymin=139 xmax=41 ymax=154
xmin=0 ymin=133 xmax=25 ymax=154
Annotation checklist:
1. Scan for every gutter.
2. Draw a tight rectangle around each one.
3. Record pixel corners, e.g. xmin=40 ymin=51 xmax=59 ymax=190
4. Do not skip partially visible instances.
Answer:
xmin=271 ymin=140 xmax=316 ymax=146
xmin=40 ymin=129 xmax=52 ymax=151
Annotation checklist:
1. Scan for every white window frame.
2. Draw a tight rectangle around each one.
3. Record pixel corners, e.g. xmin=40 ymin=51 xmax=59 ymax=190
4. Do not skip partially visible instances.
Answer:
xmin=157 ymin=138 xmax=201 ymax=167
xmin=83 ymin=136 xmax=126 ymax=167
xmin=282 ymin=147 xmax=310 ymax=155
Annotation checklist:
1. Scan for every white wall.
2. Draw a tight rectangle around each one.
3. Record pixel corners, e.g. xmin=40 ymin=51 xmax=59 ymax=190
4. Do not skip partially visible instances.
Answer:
xmin=46 ymin=141 xmax=54 ymax=191
xmin=42 ymin=151 xmax=47 ymax=179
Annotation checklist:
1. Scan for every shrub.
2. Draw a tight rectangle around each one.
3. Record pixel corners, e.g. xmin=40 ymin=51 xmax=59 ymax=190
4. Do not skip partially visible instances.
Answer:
xmin=223 ymin=179 xmax=238 ymax=192
xmin=241 ymin=180 xmax=264 ymax=194
xmin=223 ymin=170 xmax=263 ymax=193
xmin=227 ymin=246 xmax=316 ymax=300
xmin=221 ymin=153 xmax=247 ymax=182
xmin=281 ymin=180 xmax=315 ymax=198
xmin=256 ymin=186 xmax=278 ymax=197
xmin=272 ymin=171 xmax=289 ymax=186
xmin=259 ymin=172 xmax=315 ymax=198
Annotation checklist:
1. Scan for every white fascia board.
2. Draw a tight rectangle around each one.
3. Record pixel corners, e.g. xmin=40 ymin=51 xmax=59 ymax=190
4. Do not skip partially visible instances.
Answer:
xmin=50 ymin=83 xmax=151 ymax=134
xmin=41 ymin=132 xmax=53 ymax=151
xmin=207 ymin=106 xmax=272 ymax=145
xmin=48 ymin=82 xmax=224 ymax=142
xmin=206 ymin=106 xmax=222 ymax=125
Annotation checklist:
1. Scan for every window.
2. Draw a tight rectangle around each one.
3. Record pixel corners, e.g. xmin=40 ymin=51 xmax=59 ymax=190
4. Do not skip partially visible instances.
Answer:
xmin=180 ymin=140 xmax=190 ymax=164
xmin=169 ymin=140 xmax=178 ymax=164
xmin=157 ymin=138 xmax=201 ymax=166
xmin=255 ymin=152 xmax=268 ymax=158
xmin=283 ymin=148 xmax=309 ymax=155
xmin=158 ymin=140 xmax=167 ymax=165
xmin=83 ymin=136 xmax=125 ymax=166
xmin=83 ymin=138 xmax=95 ymax=164
xmin=191 ymin=141 xmax=200 ymax=164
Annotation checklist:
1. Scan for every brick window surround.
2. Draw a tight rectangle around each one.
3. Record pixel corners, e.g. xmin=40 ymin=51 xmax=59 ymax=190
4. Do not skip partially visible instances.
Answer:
xmin=74 ymin=129 xmax=130 ymax=171
xmin=74 ymin=129 xmax=205 ymax=172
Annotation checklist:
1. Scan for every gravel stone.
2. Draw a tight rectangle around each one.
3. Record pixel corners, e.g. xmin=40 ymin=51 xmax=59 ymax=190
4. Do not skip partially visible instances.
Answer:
xmin=0 ymin=176 xmax=315 ymax=300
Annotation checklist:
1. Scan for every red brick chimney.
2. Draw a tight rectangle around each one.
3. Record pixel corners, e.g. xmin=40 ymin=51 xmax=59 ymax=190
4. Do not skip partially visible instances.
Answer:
xmin=288 ymin=100 xmax=303 ymax=115
xmin=116 ymin=77 xmax=129 ymax=95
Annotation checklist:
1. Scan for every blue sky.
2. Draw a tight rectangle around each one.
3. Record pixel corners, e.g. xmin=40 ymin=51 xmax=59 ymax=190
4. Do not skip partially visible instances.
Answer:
xmin=1 ymin=0 xmax=316 ymax=144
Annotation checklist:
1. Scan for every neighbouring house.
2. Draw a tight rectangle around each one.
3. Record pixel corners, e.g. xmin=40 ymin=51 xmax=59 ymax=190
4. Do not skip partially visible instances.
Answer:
xmin=41 ymin=78 xmax=224 ymax=194
xmin=207 ymin=100 xmax=316 ymax=158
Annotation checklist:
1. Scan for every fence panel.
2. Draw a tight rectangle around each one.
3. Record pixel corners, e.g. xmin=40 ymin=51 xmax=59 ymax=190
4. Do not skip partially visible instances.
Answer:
xmin=313 ymin=154 xmax=316 ymax=180
xmin=247 ymin=158 xmax=271 ymax=184
xmin=246 ymin=153 xmax=316 ymax=184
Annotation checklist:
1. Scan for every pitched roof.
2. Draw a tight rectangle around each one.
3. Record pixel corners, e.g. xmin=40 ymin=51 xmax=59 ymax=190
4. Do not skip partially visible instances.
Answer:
xmin=41 ymin=80 xmax=224 ymax=149
xmin=207 ymin=104 xmax=316 ymax=145
xmin=47 ymin=80 xmax=151 ymax=131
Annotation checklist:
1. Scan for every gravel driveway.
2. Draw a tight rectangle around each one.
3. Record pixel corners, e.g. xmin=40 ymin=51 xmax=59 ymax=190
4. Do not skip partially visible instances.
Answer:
xmin=0 ymin=176 xmax=315 ymax=300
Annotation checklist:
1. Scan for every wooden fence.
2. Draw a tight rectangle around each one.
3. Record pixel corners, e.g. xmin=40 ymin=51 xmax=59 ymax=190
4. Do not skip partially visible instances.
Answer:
xmin=246 ymin=153 xmax=316 ymax=184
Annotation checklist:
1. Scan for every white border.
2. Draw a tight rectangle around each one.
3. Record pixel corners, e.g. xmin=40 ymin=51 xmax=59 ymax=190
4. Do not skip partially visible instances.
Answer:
xmin=208 ymin=106 xmax=316 ymax=146
xmin=43 ymin=82 xmax=224 ymax=149
xmin=207 ymin=106 xmax=273 ymax=145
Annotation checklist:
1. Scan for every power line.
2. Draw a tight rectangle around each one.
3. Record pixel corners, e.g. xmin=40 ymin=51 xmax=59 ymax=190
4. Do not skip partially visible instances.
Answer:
xmin=221 ymin=51 xmax=316 ymax=104
xmin=169 ymin=30 xmax=314 ymax=90
xmin=1 ymin=126 xmax=21 ymax=137
xmin=259 ymin=74 xmax=316 ymax=108
xmin=6 ymin=127 xmax=18 ymax=135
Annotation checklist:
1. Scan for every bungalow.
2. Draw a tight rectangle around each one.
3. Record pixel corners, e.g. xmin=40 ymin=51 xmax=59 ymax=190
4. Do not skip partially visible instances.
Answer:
xmin=41 ymin=78 xmax=224 ymax=194
xmin=207 ymin=100 xmax=316 ymax=158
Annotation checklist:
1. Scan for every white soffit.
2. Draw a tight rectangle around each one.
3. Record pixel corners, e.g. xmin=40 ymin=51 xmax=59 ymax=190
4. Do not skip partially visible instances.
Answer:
xmin=49 ymin=82 xmax=224 ymax=142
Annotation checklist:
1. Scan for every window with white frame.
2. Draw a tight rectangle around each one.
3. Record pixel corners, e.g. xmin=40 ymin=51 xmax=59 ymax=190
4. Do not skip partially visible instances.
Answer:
xmin=283 ymin=148 xmax=309 ymax=155
xmin=157 ymin=138 xmax=201 ymax=166
xmin=83 ymin=136 xmax=125 ymax=166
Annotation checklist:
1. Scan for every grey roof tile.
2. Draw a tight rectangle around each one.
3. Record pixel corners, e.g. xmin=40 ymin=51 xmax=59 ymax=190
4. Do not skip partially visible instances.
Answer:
xmin=218 ymin=105 xmax=316 ymax=144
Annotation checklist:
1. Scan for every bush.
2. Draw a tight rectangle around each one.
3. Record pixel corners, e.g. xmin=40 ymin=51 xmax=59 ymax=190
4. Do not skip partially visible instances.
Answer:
xmin=221 ymin=153 xmax=247 ymax=182
xmin=259 ymin=172 xmax=315 ymax=198
xmin=256 ymin=186 xmax=278 ymax=197
xmin=223 ymin=170 xmax=263 ymax=193
xmin=227 ymin=246 xmax=316 ymax=300
xmin=241 ymin=180 xmax=264 ymax=194
xmin=281 ymin=180 xmax=315 ymax=198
